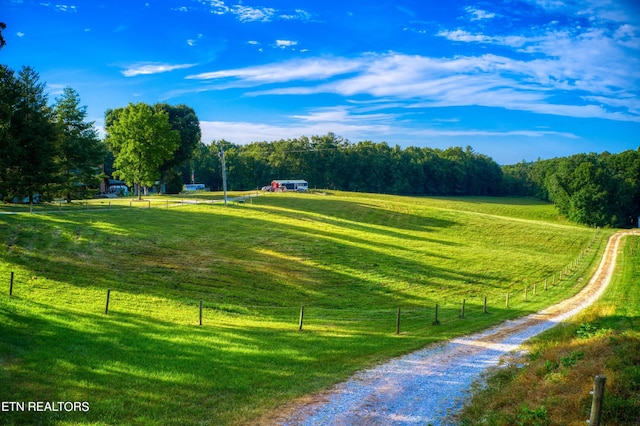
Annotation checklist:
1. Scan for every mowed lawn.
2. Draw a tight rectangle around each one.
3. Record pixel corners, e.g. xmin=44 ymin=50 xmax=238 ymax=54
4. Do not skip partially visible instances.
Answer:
xmin=0 ymin=192 xmax=607 ymax=425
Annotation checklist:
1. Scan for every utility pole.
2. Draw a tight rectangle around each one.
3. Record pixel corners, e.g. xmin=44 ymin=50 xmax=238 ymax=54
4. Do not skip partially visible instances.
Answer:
xmin=219 ymin=149 xmax=228 ymax=206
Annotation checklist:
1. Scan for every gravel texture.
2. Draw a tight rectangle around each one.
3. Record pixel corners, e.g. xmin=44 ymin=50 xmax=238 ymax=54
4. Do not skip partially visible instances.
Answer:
xmin=277 ymin=231 xmax=635 ymax=426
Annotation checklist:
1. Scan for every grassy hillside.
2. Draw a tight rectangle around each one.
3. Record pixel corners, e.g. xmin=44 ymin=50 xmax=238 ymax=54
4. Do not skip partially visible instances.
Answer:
xmin=0 ymin=192 xmax=608 ymax=425
xmin=457 ymin=234 xmax=640 ymax=425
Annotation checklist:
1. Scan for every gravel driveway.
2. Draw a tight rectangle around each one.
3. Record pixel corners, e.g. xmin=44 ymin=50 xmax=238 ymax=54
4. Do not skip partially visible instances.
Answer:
xmin=276 ymin=230 xmax=636 ymax=426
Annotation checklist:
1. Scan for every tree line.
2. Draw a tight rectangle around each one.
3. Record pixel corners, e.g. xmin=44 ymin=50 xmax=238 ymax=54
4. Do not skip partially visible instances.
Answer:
xmin=0 ymin=65 xmax=104 ymax=204
xmin=0 ymin=64 xmax=200 ymax=204
xmin=503 ymin=151 xmax=640 ymax=228
xmin=189 ymin=135 xmax=503 ymax=197
xmin=189 ymin=137 xmax=640 ymax=227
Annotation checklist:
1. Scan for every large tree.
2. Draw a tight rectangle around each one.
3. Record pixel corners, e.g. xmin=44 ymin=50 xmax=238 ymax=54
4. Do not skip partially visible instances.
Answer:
xmin=53 ymin=87 xmax=105 ymax=201
xmin=153 ymin=103 xmax=201 ymax=193
xmin=105 ymin=103 xmax=180 ymax=200
xmin=2 ymin=66 xmax=59 ymax=207
xmin=0 ymin=65 xmax=17 ymax=199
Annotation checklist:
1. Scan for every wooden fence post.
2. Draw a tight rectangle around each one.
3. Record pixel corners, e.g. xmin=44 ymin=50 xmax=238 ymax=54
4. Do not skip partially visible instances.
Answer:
xmin=9 ymin=272 xmax=14 ymax=296
xmin=460 ymin=299 xmax=466 ymax=319
xmin=588 ymin=375 xmax=606 ymax=426
xmin=483 ymin=296 xmax=487 ymax=314
xmin=105 ymin=289 xmax=111 ymax=315
xmin=524 ymin=287 xmax=528 ymax=302
xmin=432 ymin=303 xmax=440 ymax=325
xmin=298 ymin=306 xmax=304 ymax=331
xmin=506 ymin=292 xmax=510 ymax=308
xmin=199 ymin=299 xmax=203 ymax=326
xmin=396 ymin=307 xmax=401 ymax=335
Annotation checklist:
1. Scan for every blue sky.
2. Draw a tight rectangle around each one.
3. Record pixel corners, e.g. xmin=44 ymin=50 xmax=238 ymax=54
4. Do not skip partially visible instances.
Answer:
xmin=3 ymin=0 xmax=640 ymax=164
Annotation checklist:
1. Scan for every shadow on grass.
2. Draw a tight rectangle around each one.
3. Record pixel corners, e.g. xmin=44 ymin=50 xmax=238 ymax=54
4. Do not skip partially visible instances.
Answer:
xmin=0 ymin=202 xmax=507 ymax=310
xmin=0 ymin=294 xmax=541 ymax=425
xmin=0 ymin=299 xmax=433 ymax=425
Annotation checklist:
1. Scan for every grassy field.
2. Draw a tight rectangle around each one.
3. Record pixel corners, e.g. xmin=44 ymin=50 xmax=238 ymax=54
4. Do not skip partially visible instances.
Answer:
xmin=457 ymin=234 xmax=640 ymax=425
xmin=0 ymin=191 xmax=609 ymax=425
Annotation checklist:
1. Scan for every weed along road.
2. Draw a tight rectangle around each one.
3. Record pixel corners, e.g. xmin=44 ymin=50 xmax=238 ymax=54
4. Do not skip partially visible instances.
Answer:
xmin=275 ymin=230 xmax=637 ymax=426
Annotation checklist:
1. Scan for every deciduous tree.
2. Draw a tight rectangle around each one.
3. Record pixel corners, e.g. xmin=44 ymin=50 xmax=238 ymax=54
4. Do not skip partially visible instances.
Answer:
xmin=105 ymin=103 xmax=179 ymax=200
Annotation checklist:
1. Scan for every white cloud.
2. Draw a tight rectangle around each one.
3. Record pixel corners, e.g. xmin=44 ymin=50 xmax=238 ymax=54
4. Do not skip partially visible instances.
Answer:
xmin=233 ymin=5 xmax=275 ymax=22
xmin=187 ymin=34 xmax=203 ymax=47
xmin=437 ymin=30 xmax=532 ymax=47
xmin=186 ymin=49 xmax=640 ymax=123
xmin=275 ymin=39 xmax=297 ymax=49
xmin=465 ymin=6 xmax=496 ymax=21
xmin=198 ymin=117 xmax=579 ymax=147
xmin=614 ymin=24 xmax=640 ymax=49
xmin=54 ymin=4 xmax=76 ymax=12
xmin=46 ymin=83 xmax=66 ymax=96
xmin=121 ymin=62 xmax=197 ymax=77
xmin=196 ymin=0 xmax=310 ymax=23
xmin=186 ymin=57 xmax=363 ymax=82
xmin=16 ymin=32 xmax=25 ymax=37
xmin=280 ymin=9 xmax=312 ymax=21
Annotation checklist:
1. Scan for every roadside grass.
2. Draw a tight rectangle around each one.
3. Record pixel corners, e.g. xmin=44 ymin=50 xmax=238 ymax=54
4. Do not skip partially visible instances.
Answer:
xmin=0 ymin=191 xmax=608 ymax=425
xmin=456 ymin=234 xmax=640 ymax=426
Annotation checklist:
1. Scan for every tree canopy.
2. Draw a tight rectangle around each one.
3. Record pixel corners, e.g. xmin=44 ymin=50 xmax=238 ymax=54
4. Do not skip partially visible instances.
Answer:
xmin=502 ymin=150 xmax=640 ymax=227
xmin=105 ymin=103 xmax=180 ymax=200
xmin=0 ymin=66 xmax=59 ymax=206
xmin=53 ymin=87 xmax=105 ymax=201
xmin=153 ymin=103 xmax=201 ymax=194
xmin=189 ymin=134 xmax=503 ymax=197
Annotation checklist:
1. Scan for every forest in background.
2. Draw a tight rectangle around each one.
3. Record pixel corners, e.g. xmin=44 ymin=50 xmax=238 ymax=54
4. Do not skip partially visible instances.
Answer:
xmin=185 ymin=134 xmax=640 ymax=228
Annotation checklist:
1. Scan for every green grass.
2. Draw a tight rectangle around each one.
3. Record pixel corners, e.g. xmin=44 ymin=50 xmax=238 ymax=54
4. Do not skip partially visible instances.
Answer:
xmin=0 ymin=191 xmax=608 ymax=425
xmin=457 ymin=234 xmax=640 ymax=426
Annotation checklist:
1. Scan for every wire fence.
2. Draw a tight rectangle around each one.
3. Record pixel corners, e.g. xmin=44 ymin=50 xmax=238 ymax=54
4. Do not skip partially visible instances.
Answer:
xmin=3 ymin=227 xmax=604 ymax=336
xmin=0 ymin=193 xmax=262 ymax=215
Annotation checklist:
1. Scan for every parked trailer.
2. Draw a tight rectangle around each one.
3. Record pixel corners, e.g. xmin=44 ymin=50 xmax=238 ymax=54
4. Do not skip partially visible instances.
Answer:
xmin=270 ymin=180 xmax=308 ymax=192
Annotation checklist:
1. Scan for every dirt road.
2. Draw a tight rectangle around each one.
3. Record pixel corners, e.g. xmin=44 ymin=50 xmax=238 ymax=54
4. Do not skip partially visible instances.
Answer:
xmin=275 ymin=230 xmax=637 ymax=425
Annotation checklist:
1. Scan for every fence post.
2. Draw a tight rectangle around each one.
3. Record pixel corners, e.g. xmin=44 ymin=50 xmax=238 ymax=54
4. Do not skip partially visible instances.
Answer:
xmin=524 ymin=287 xmax=528 ymax=302
xmin=533 ymin=282 xmax=537 ymax=296
xmin=199 ymin=299 xmax=203 ymax=326
xmin=9 ymin=271 xmax=14 ymax=296
xmin=506 ymin=292 xmax=510 ymax=308
xmin=544 ymin=278 xmax=548 ymax=291
xmin=105 ymin=288 xmax=111 ymax=315
xmin=396 ymin=307 xmax=401 ymax=335
xmin=298 ymin=306 xmax=304 ymax=331
xmin=460 ymin=299 xmax=466 ymax=319
xmin=483 ymin=296 xmax=487 ymax=314
xmin=148 ymin=201 xmax=151 ymax=209
xmin=433 ymin=303 xmax=440 ymax=325
xmin=588 ymin=375 xmax=606 ymax=426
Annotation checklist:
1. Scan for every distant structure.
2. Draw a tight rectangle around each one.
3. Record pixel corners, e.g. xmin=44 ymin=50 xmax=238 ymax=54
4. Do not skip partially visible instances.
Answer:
xmin=183 ymin=183 xmax=205 ymax=192
xmin=269 ymin=180 xmax=308 ymax=192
